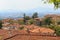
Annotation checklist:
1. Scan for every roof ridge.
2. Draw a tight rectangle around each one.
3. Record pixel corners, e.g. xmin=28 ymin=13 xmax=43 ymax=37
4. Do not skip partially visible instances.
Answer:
xmin=4 ymin=34 xmax=19 ymax=40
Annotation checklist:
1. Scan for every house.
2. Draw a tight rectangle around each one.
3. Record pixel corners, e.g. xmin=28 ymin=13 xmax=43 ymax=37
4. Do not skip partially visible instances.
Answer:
xmin=2 ymin=22 xmax=21 ymax=30
xmin=2 ymin=18 xmax=13 ymax=23
xmin=34 ymin=18 xmax=43 ymax=26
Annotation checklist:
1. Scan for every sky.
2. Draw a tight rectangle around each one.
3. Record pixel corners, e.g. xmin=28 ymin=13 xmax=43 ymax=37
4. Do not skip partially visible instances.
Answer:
xmin=0 ymin=0 xmax=44 ymax=11
xmin=0 ymin=0 xmax=60 ymax=18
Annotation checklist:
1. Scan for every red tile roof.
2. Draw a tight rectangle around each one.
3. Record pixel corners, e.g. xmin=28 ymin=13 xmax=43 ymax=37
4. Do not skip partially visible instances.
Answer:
xmin=29 ymin=27 xmax=55 ymax=33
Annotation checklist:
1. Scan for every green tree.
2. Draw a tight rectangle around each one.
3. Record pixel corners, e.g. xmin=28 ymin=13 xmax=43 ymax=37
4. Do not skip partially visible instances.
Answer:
xmin=23 ymin=13 xmax=26 ymax=24
xmin=43 ymin=0 xmax=60 ymax=9
xmin=25 ymin=16 xmax=31 ymax=20
xmin=54 ymin=26 xmax=60 ymax=36
xmin=44 ymin=17 xmax=52 ymax=25
xmin=47 ymin=24 xmax=60 ymax=36
xmin=55 ymin=30 xmax=60 ymax=36
xmin=32 ymin=12 xmax=38 ymax=19
xmin=49 ymin=0 xmax=60 ymax=8
xmin=49 ymin=25 xmax=60 ymax=36
xmin=0 ymin=20 xmax=2 ymax=29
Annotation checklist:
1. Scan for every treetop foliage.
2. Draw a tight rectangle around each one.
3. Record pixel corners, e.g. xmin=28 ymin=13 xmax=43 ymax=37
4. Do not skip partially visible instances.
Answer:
xmin=43 ymin=0 xmax=60 ymax=9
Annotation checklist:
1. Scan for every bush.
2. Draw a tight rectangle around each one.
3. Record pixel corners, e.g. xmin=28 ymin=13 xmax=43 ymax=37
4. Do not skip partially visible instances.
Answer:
xmin=48 ymin=24 xmax=55 ymax=29
xmin=19 ymin=26 xmax=24 ymax=30
xmin=57 ymin=21 xmax=60 ymax=25
xmin=18 ymin=20 xmax=24 ymax=25
xmin=48 ymin=25 xmax=60 ymax=36
xmin=25 ymin=16 xmax=31 ymax=20
xmin=55 ymin=30 xmax=60 ymax=36
xmin=0 ymin=20 xmax=2 ymax=29
xmin=28 ymin=19 xmax=34 ymax=25
xmin=54 ymin=26 xmax=60 ymax=36
xmin=44 ymin=17 xmax=52 ymax=25
xmin=50 ymin=25 xmax=60 ymax=36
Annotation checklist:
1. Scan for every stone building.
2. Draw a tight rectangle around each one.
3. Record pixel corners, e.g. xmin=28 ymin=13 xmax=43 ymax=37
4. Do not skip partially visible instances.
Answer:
xmin=34 ymin=18 xmax=43 ymax=26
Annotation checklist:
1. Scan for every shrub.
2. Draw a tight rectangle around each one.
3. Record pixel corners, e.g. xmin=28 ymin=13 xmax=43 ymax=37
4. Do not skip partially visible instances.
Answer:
xmin=48 ymin=24 xmax=60 ymax=36
xmin=19 ymin=26 xmax=24 ymax=30
xmin=25 ymin=16 xmax=31 ymax=20
xmin=0 ymin=20 xmax=2 ymax=29
xmin=44 ymin=17 xmax=52 ymax=25
xmin=28 ymin=19 xmax=34 ymax=25
xmin=49 ymin=25 xmax=60 ymax=36
xmin=54 ymin=26 xmax=60 ymax=36
xmin=18 ymin=20 xmax=24 ymax=25
xmin=48 ymin=24 xmax=55 ymax=29
xmin=55 ymin=30 xmax=60 ymax=36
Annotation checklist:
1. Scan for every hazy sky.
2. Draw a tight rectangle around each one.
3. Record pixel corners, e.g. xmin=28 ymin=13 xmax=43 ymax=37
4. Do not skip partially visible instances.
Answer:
xmin=0 ymin=0 xmax=60 ymax=12
xmin=0 ymin=0 xmax=42 ymax=10
xmin=0 ymin=0 xmax=60 ymax=18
